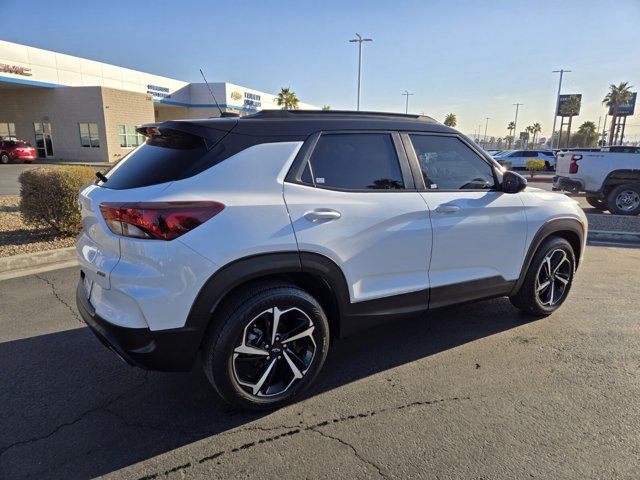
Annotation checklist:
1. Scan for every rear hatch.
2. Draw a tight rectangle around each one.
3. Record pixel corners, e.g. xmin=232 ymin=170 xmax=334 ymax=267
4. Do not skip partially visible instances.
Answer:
xmin=77 ymin=119 xmax=236 ymax=289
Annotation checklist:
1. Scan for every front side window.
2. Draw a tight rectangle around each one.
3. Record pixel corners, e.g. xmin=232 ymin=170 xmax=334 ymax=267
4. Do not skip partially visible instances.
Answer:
xmin=307 ymin=133 xmax=404 ymax=190
xmin=0 ymin=122 xmax=16 ymax=139
xmin=119 ymin=125 xmax=145 ymax=148
xmin=409 ymin=135 xmax=496 ymax=190
xmin=79 ymin=123 xmax=100 ymax=148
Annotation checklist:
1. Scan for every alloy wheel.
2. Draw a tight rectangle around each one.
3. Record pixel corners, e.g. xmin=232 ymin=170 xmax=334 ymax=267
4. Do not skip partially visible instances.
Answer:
xmin=535 ymin=248 xmax=572 ymax=307
xmin=615 ymin=190 xmax=640 ymax=213
xmin=232 ymin=306 xmax=316 ymax=397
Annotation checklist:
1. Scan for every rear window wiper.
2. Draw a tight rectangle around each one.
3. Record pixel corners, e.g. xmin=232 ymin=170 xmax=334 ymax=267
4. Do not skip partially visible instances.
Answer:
xmin=96 ymin=172 xmax=108 ymax=183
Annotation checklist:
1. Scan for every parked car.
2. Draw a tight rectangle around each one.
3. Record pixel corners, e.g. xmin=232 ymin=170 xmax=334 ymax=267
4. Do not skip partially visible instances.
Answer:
xmin=76 ymin=110 xmax=587 ymax=410
xmin=0 ymin=139 xmax=36 ymax=164
xmin=554 ymin=148 xmax=640 ymax=215
xmin=494 ymin=149 xmax=556 ymax=170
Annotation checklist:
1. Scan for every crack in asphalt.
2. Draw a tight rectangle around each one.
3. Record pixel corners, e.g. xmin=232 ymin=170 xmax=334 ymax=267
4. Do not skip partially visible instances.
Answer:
xmin=34 ymin=273 xmax=83 ymax=325
xmin=0 ymin=374 xmax=149 ymax=459
xmin=309 ymin=427 xmax=389 ymax=479
xmin=134 ymin=395 xmax=471 ymax=479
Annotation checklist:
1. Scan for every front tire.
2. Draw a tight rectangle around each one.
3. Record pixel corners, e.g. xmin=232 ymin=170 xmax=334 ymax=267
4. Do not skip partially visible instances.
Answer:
xmin=606 ymin=184 xmax=640 ymax=216
xmin=202 ymin=282 xmax=330 ymax=410
xmin=510 ymin=236 xmax=575 ymax=316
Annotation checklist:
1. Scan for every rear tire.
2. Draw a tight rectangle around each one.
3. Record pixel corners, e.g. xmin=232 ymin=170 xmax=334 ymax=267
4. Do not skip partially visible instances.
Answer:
xmin=585 ymin=195 xmax=605 ymax=210
xmin=0 ymin=154 xmax=9 ymax=164
xmin=201 ymin=282 xmax=330 ymax=410
xmin=510 ymin=236 xmax=575 ymax=316
xmin=606 ymin=184 xmax=640 ymax=216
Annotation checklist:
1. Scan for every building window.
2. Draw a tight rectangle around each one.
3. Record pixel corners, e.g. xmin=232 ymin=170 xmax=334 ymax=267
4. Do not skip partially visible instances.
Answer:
xmin=118 ymin=125 xmax=145 ymax=148
xmin=79 ymin=123 xmax=100 ymax=148
xmin=0 ymin=122 xmax=16 ymax=139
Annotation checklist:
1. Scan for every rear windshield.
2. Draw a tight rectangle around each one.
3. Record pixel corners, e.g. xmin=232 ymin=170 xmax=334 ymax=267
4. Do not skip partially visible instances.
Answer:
xmin=3 ymin=141 xmax=29 ymax=148
xmin=100 ymin=128 xmax=227 ymax=190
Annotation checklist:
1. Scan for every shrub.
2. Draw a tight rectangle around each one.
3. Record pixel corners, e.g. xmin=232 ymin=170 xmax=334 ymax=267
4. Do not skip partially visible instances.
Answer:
xmin=525 ymin=159 xmax=546 ymax=178
xmin=19 ymin=166 xmax=97 ymax=236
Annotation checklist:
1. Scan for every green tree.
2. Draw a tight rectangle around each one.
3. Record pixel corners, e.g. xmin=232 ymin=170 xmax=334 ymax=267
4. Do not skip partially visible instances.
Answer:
xmin=275 ymin=87 xmax=300 ymax=110
xmin=560 ymin=95 xmax=581 ymax=148
xmin=444 ymin=113 xmax=457 ymax=127
xmin=525 ymin=125 xmax=535 ymax=149
xmin=570 ymin=121 xmax=599 ymax=147
xmin=602 ymin=82 xmax=633 ymax=145
xmin=507 ymin=121 xmax=516 ymax=147
xmin=322 ymin=105 xmax=331 ymax=110
xmin=531 ymin=122 xmax=542 ymax=146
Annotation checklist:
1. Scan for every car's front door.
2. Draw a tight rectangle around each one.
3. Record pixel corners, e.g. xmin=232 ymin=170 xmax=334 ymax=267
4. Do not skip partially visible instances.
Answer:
xmin=284 ymin=131 xmax=432 ymax=307
xmin=402 ymin=133 xmax=528 ymax=308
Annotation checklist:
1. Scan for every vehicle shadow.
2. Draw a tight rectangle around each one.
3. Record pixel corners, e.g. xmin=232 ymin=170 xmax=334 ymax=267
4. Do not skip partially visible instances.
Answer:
xmin=0 ymin=297 xmax=539 ymax=479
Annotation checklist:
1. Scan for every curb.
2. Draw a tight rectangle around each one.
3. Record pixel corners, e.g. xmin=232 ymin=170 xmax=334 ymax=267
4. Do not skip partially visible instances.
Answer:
xmin=0 ymin=247 xmax=78 ymax=281
xmin=588 ymin=230 xmax=640 ymax=246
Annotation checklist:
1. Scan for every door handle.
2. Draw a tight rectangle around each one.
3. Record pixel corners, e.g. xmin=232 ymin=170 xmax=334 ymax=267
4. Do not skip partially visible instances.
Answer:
xmin=435 ymin=204 xmax=460 ymax=214
xmin=304 ymin=209 xmax=342 ymax=222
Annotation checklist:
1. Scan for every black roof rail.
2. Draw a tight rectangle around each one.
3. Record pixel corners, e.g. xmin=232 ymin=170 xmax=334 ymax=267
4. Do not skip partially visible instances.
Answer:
xmin=245 ymin=109 xmax=437 ymax=122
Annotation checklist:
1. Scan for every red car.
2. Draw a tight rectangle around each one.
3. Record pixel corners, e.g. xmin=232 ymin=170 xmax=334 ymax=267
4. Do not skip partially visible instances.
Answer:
xmin=0 ymin=139 xmax=37 ymax=164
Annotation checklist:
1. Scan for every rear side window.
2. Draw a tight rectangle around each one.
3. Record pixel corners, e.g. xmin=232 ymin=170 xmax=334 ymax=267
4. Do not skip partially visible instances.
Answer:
xmin=307 ymin=133 xmax=404 ymax=190
xmin=101 ymin=128 xmax=225 ymax=190
xmin=409 ymin=135 xmax=496 ymax=190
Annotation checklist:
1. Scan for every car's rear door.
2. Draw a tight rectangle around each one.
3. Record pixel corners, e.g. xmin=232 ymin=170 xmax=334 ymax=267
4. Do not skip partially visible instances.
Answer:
xmin=283 ymin=131 xmax=432 ymax=306
xmin=402 ymin=133 xmax=528 ymax=308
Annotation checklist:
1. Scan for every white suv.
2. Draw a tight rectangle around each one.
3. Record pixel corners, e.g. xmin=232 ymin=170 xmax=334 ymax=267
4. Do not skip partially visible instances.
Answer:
xmin=76 ymin=111 xmax=587 ymax=410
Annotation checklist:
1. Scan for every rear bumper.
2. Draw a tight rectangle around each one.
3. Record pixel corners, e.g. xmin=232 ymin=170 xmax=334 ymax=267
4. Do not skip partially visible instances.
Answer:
xmin=552 ymin=175 xmax=583 ymax=193
xmin=76 ymin=278 xmax=202 ymax=372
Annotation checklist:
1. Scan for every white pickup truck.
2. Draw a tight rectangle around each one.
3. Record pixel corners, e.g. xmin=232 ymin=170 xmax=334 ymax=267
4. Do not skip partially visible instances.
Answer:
xmin=553 ymin=146 xmax=640 ymax=215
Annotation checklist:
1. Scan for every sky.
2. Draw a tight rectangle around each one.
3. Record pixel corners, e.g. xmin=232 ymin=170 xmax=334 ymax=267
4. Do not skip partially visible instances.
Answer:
xmin=2 ymin=0 xmax=640 ymax=140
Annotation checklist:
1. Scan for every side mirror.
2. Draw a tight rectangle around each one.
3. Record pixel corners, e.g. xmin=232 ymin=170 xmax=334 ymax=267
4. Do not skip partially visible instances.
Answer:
xmin=502 ymin=170 xmax=527 ymax=193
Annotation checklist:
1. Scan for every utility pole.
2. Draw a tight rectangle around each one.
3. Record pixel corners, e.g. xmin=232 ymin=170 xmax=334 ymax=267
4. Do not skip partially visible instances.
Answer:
xmin=402 ymin=90 xmax=414 ymax=114
xmin=483 ymin=117 xmax=490 ymax=147
xmin=513 ymin=103 xmax=523 ymax=148
xmin=551 ymin=69 xmax=571 ymax=148
xmin=349 ymin=33 xmax=373 ymax=111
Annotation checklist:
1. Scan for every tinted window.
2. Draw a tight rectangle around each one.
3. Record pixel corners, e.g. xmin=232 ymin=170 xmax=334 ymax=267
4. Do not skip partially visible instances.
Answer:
xmin=308 ymin=133 xmax=404 ymax=190
xmin=102 ymin=128 xmax=214 ymax=190
xmin=409 ymin=135 xmax=496 ymax=190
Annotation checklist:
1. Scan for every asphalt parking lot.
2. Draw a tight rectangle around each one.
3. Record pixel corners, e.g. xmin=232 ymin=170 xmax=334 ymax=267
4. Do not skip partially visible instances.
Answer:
xmin=1 ymin=244 xmax=639 ymax=479
xmin=0 ymin=164 xmax=38 ymax=196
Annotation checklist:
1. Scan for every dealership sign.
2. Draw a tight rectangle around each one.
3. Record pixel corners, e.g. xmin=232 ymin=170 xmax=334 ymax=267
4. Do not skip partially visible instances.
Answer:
xmin=0 ymin=64 xmax=32 ymax=76
xmin=609 ymin=92 xmax=637 ymax=116
xmin=146 ymin=84 xmax=171 ymax=99
xmin=557 ymin=94 xmax=582 ymax=116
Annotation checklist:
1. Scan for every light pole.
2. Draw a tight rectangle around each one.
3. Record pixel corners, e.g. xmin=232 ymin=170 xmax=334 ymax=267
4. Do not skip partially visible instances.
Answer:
xmin=550 ymin=69 xmax=571 ymax=149
xmin=349 ymin=33 xmax=373 ymax=111
xmin=483 ymin=117 xmax=490 ymax=147
xmin=513 ymin=103 xmax=523 ymax=148
xmin=402 ymin=90 xmax=414 ymax=114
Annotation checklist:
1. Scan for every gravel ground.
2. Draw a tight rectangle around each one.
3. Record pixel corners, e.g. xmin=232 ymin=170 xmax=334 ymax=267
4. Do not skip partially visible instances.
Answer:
xmin=0 ymin=196 xmax=75 ymax=257
xmin=587 ymin=213 xmax=640 ymax=232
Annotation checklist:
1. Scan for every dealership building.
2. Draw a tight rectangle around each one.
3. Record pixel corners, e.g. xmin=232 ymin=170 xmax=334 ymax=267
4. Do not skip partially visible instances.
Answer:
xmin=0 ymin=40 xmax=319 ymax=163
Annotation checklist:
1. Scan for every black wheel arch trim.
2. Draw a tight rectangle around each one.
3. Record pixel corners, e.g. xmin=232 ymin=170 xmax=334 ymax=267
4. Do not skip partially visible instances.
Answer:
xmin=600 ymin=169 xmax=640 ymax=193
xmin=510 ymin=217 xmax=584 ymax=296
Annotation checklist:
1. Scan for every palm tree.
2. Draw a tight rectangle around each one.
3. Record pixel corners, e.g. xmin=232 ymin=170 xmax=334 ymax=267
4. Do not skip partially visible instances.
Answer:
xmin=576 ymin=120 xmax=598 ymax=147
xmin=507 ymin=121 xmax=516 ymax=147
xmin=602 ymin=82 xmax=633 ymax=145
xmin=322 ymin=105 xmax=331 ymax=110
xmin=560 ymin=95 xmax=581 ymax=148
xmin=275 ymin=87 xmax=300 ymax=110
xmin=532 ymin=122 xmax=542 ymax=146
xmin=444 ymin=113 xmax=457 ymax=127
xmin=525 ymin=125 xmax=535 ymax=149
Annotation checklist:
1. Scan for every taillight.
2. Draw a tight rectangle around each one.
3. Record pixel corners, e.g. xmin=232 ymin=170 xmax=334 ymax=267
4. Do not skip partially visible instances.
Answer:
xmin=569 ymin=154 xmax=582 ymax=174
xmin=99 ymin=201 xmax=224 ymax=240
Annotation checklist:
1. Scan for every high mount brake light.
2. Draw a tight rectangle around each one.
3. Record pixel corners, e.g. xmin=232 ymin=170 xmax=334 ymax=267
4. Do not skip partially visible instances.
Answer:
xmin=569 ymin=154 xmax=582 ymax=174
xmin=99 ymin=201 xmax=224 ymax=240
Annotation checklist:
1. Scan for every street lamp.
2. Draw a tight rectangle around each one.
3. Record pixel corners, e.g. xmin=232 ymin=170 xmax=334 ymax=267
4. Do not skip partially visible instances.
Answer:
xmin=402 ymin=90 xmax=414 ymax=114
xmin=513 ymin=103 xmax=523 ymax=147
xmin=349 ymin=33 xmax=373 ymax=111
xmin=550 ymin=69 xmax=571 ymax=149
xmin=484 ymin=117 xmax=490 ymax=147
